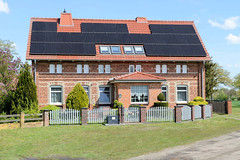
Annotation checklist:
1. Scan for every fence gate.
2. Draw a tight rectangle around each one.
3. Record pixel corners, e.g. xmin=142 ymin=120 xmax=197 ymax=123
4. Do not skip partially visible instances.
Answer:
xmin=88 ymin=108 xmax=118 ymax=124
xmin=124 ymin=107 xmax=140 ymax=123
xmin=205 ymin=105 xmax=212 ymax=118
xmin=182 ymin=105 xmax=191 ymax=121
xmin=49 ymin=109 xmax=81 ymax=125
xmin=147 ymin=107 xmax=175 ymax=122
xmin=194 ymin=105 xmax=202 ymax=119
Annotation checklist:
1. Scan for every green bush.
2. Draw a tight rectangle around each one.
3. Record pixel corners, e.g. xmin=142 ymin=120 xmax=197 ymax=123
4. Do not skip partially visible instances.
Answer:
xmin=113 ymin=100 xmax=123 ymax=108
xmin=40 ymin=105 xmax=59 ymax=111
xmin=188 ymin=96 xmax=208 ymax=106
xmin=129 ymin=104 xmax=140 ymax=107
xmin=157 ymin=93 xmax=165 ymax=101
xmin=154 ymin=102 xmax=169 ymax=107
xmin=66 ymin=83 xmax=89 ymax=110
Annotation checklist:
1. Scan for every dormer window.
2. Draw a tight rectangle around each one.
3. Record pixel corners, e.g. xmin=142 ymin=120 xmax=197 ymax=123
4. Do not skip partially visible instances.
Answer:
xmin=100 ymin=46 xmax=110 ymax=54
xmin=111 ymin=46 xmax=121 ymax=54
xmin=134 ymin=46 xmax=145 ymax=54
xmin=123 ymin=46 xmax=134 ymax=54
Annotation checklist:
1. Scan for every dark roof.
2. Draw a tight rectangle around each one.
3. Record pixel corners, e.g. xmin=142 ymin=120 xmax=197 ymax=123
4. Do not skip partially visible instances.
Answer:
xmin=30 ymin=21 xmax=207 ymax=57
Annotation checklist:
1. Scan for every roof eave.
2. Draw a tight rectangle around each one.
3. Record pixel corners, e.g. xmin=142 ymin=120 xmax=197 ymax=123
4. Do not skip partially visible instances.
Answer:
xmin=109 ymin=79 xmax=166 ymax=83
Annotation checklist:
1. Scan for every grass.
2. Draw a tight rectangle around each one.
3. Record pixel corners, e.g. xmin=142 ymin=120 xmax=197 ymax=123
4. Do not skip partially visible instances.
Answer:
xmin=0 ymin=103 xmax=240 ymax=160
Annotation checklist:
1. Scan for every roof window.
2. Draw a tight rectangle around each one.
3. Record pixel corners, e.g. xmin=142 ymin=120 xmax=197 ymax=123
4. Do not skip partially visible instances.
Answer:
xmin=134 ymin=46 xmax=145 ymax=54
xmin=123 ymin=46 xmax=134 ymax=54
xmin=100 ymin=46 xmax=110 ymax=54
xmin=111 ymin=46 xmax=121 ymax=54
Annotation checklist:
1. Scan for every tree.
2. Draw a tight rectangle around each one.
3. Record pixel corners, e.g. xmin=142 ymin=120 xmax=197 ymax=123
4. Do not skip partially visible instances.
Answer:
xmin=0 ymin=40 xmax=21 ymax=112
xmin=205 ymin=61 xmax=232 ymax=99
xmin=157 ymin=93 xmax=165 ymax=101
xmin=66 ymin=83 xmax=89 ymax=110
xmin=232 ymin=73 xmax=240 ymax=89
xmin=10 ymin=63 xmax=38 ymax=114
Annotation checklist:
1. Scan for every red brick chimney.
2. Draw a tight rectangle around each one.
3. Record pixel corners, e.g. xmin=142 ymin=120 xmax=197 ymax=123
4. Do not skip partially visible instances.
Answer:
xmin=60 ymin=10 xmax=74 ymax=26
xmin=136 ymin=17 xmax=148 ymax=23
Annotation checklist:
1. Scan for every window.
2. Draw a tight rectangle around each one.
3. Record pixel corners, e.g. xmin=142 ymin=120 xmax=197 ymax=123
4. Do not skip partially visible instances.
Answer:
xmin=98 ymin=64 xmax=104 ymax=74
xmin=100 ymin=46 xmax=110 ymax=54
xmin=123 ymin=46 xmax=134 ymax=54
xmin=111 ymin=46 xmax=121 ymax=54
xmin=156 ymin=65 xmax=160 ymax=73
xmin=77 ymin=64 xmax=82 ymax=74
xmin=177 ymin=85 xmax=188 ymax=103
xmin=161 ymin=85 xmax=167 ymax=101
xmin=136 ymin=65 xmax=141 ymax=72
xmin=131 ymin=86 xmax=148 ymax=103
xmin=49 ymin=64 xmax=55 ymax=73
xmin=182 ymin=65 xmax=187 ymax=73
xmin=99 ymin=86 xmax=111 ymax=104
xmin=83 ymin=85 xmax=90 ymax=99
xmin=105 ymin=64 xmax=111 ymax=73
xmin=162 ymin=64 xmax=167 ymax=73
xmin=176 ymin=65 xmax=181 ymax=73
xmin=56 ymin=64 xmax=62 ymax=73
xmin=84 ymin=64 xmax=89 ymax=73
xmin=50 ymin=86 xmax=62 ymax=104
xmin=134 ymin=46 xmax=145 ymax=54
xmin=129 ymin=65 xmax=134 ymax=73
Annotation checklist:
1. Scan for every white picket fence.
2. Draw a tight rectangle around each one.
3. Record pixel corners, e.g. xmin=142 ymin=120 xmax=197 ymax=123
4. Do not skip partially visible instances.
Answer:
xmin=49 ymin=109 xmax=81 ymax=125
xmin=147 ymin=107 xmax=175 ymax=122
xmin=88 ymin=108 xmax=118 ymax=124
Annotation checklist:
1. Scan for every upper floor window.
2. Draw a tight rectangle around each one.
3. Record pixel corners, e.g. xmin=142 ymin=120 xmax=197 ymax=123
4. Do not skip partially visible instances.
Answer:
xmin=111 ymin=46 xmax=121 ymax=54
xmin=99 ymin=64 xmax=111 ymax=74
xmin=134 ymin=46 xmax=145 ymax=54
xmin=98 ymin=64 xmax=104 ymax=74
xmin=49 ymin=64 xmax=62 ymax=74
xmin=156 ymin=65 xmax=160 ymax=73
xmin=123 ymin=46 xmax=134 ymax=54
xmin=84 ymin=64 xmax=89 ymax=73
xmin=56 ymin=64 xmax=62 ymax=73
xmin=176 ymin=64 xmax=187 ymax=73
xmin=49 ymin=64 xmax=55 ymax=73
xmin=105 ymin=64 xmax=111 ymax=73
xmin=136 ymin=65 xmax=141 ymax=72
xmin=100 ymin=46 xmax=110 ymax=54
xmin=156 ymin=64 xmax=168 ymax=73
xmin=50 ymin=86 xmax=62 ymax=105
xmin=129 ymin=65 xmax=134 ymax=73
xmin=77 ymin=64 xmax=82 ymax=74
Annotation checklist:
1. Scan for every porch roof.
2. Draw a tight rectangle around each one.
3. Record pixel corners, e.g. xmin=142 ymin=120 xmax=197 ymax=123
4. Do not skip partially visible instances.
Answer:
xmin=109 ymin=72 xmax=166 ymax=83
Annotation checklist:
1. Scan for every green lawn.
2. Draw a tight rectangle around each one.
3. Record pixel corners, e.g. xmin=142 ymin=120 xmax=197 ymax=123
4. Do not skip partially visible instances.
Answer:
xmin=1 ymin=103 xmax=240 ymax=160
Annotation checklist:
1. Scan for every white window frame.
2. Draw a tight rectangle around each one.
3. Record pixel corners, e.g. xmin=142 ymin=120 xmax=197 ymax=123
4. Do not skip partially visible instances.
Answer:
xmin=123 ymin=46 xmax=134 ymax=54
xmin=161 ymin=85 xmax=168 ymax=102
xmin=50 ymin=85 xmax=62 ymax=105
xmin=134 ymin=46 xmax=145 ymax=54
xmin=105 ymin=64 xmax=111 ymax=74
xmin=162 ymin=64 xmax=167 ymax=73
xmin=131 ymin=85 xmax=149 ymax=104
xmin=176 ymin=85 xmax=188 ymax=103
xmin=176 ymin=65 xmax=181 ymax=73
xmin=77 ymin=64 xmax=82 ymax=74
xmin=182 ymin=65 xmax=187 ymax=73
xmin=100 ymin=46 xmax=110 ymax=54
xmin=99 ymin=86 xmax=111 ymax=104
xmin=98 ymin=64 xmax=104 ymax=74
xmin=156 ymin=65 xmax=161 ymax=73
xmin=82 ymin=85 xmax=90 ymax=102
xmin=84 ymin=64 xmax=89 ymax=74
xmin=136 ymin=65 xmax=141 ymax=72
xmin=49 ymin=64 xmax=55 ymax=73
xmin=56 ymin=64 xmax=62 ymax=74
xmin=110 ymin=46 xmax=121 ymax=54
xmin=129 ymin=65 xmax=135 ymax=73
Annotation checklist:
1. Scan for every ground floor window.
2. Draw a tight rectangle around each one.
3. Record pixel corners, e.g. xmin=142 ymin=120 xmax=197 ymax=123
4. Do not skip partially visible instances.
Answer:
xmin=177 ymin=85 xmax=187 ymax=103
xmin=131 ymin=85 xmax=148 ymax=103
xmin=50 ymin=86 xmax=62 ymax=104
xmin=99 ymin=86 xmax=111 ymax=104
xmin=161 ymin=85 xmax=167 ymax=101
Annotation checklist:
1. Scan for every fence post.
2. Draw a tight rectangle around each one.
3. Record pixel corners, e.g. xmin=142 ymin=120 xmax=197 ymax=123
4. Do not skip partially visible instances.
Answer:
xmin=118 ymin=107 xmax=122 ymax=124
xmin=140 ymin=106 xmax=147 ymax=123
xmin=201 ymin=105 xmax=206 ymax=119
xmin=227 ymin=100 xmax=232 ymax=114
xmin=190 ymin=105 xmax=195 ymax=121
xmin=43 ymin=110 xmax=49 ymax=127
xmin=175 ymin=106 xmax=183 ymax=123
xmin=20 ymin=112 xmax=25 ymax=128
xmin=81 ymin=108 xmax=88 ymax=125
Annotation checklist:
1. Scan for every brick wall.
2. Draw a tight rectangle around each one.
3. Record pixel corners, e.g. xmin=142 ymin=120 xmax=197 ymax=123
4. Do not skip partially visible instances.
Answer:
xmin=34 ymin=61 xmax=205 ymax=109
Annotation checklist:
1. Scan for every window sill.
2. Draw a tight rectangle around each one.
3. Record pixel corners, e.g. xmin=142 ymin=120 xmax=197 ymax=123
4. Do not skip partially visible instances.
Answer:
xmin=99 ymin=102 xmax=111 ymax=104
xmin=50 ymin=103 xmax=63 ymax=105
xmin=176 ymin=102 xmax=188 ymax=104
xmin=131 ymin=102 xmax=148 ymax=104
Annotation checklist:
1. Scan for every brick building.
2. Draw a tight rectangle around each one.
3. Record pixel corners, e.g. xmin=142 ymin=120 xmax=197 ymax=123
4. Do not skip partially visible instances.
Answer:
xmin=26 ymin=12 xmax=211 ymax=109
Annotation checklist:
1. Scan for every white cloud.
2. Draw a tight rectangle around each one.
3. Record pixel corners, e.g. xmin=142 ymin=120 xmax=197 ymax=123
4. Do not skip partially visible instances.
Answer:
xmin=227 ymin=64 xmax=240 ymax=68
xmin=0 ymin=0 xmax=9 ymax=14
xmin=226 ymin=33 xmax=240 ymax=44
xmin=208 ymin=16 xmax=239 ymax=30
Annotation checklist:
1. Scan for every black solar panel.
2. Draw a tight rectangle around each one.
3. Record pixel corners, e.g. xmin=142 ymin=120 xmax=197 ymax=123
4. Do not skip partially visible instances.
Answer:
xmin=149 ymin=24 xmax=195 ymax=34
xmin=81 ymin=23 xmax=129 ymax=33
xmin=32 ymin=22 xmax=57 ymax=31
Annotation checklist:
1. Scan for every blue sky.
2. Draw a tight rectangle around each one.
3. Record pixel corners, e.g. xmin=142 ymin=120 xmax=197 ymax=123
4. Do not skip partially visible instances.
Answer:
xmin=0 ymin=0 xmax=239 ymax=77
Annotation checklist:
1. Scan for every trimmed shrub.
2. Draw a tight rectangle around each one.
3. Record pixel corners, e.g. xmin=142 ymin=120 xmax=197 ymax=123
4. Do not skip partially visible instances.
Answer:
xmin=66 ymin=83 xmax=89 ymax=110
xmin=154 ymin=102 xmax=169 ymax=107
xmin=157 ymin=93 xmax=165 ymax=101
xmin=129 ymin=104 xmax=140 ymax=107
xmin=40 ymin=105 xmax=59 ymax=111
xmin=188 ymin=96 xmax=208 ymax=106
xmin=113 ymin=100 xmax=123 ymax=108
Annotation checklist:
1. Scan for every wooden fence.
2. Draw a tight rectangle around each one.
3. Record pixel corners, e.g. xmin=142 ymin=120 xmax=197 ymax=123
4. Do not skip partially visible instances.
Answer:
xmin=147 ymin=107 xmax=175 ymax=122
xmin=207 ymin=100 xmax=232 ymax=114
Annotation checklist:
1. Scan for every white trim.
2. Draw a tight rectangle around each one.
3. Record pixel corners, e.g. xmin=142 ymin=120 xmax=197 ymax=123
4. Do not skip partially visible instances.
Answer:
xmin=161 ymin=85 xmax=168 ymax=102
xmin=50 ymin=85 xmax=63 ymax=105
xmin=176 ymin=85 xmax=188 ymax=103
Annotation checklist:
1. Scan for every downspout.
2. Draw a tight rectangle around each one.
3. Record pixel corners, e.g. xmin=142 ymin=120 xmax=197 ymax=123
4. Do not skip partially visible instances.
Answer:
xmin=202 ymin=60 xmax=205 ymax=98
xmin=34 ymin=59 xmax=36 ymax=83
